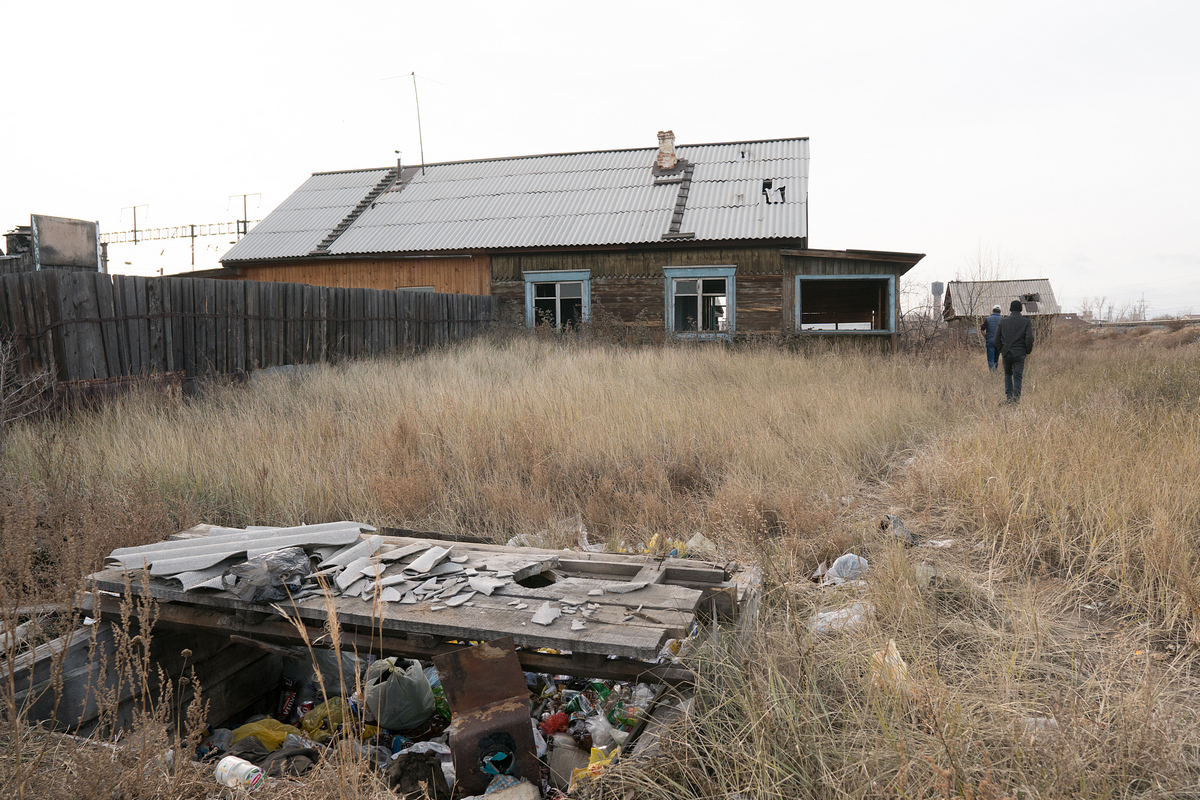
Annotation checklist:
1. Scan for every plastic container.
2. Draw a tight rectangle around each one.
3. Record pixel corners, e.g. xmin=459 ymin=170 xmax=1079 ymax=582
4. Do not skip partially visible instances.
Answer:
xmin=214 ymin=755 xmax=264 ymax=791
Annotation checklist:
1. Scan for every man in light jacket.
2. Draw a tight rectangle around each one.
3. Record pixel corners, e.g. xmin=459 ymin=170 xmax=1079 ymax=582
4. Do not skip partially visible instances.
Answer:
xmin=980 ymin=305 xmax=1002 ymax=371
xmin=995 ymin=299 xmax=1034 ymax=404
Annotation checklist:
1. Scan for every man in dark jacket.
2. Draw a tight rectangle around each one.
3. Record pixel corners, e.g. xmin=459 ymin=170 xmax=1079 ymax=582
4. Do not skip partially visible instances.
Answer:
xmin=980 ymin=305 xmax=1002 ymax=371
xmin=995 ymin=299 xmax=1034 ymax=403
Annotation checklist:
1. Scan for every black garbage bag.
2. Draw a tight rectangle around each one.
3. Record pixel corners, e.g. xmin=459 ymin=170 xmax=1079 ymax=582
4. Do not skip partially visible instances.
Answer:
xmin=223 ymin=546 xmax=311 ymax=603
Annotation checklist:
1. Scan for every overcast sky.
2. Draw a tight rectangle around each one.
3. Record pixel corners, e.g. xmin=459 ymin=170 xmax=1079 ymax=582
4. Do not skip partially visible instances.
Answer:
xmin=5 ymin=1 xmax=1198 ymax=317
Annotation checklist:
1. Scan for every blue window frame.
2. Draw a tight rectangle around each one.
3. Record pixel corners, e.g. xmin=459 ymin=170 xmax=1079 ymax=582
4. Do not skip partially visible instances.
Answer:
xmin=794 ymin=274 xmax=896 ymax=333
xmin=524 ymin=270 xmax=591 ymax=328
xmin=664 ymin=266 xmax=736 ymax=337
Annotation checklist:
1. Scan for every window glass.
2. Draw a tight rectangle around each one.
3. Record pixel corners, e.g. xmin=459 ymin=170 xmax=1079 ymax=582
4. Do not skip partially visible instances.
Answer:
xmin=560 ymin=282 xmax=582 ymax=299
xmin=675 ymin=279 xmax=697 ymax=295
xmin=535 ymin=283 xmax=556 ymax=298
xmin=701 ymin=278 xmax=726 ymax=294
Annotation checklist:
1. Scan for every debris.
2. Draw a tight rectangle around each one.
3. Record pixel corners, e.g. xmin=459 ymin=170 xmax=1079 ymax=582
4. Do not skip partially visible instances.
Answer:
xmin=571 ymin=619 xmax=587 ymax=631
xmin=469 ymin=576 xmax=511 ymax=596
xmin=434 ymin=638 xmax=541 ymax=797
xmin=317 ymin=534 xmax=384 ymax=569
xmin=531 ymin=602 xmax=562 ymax=626
xmin=811 ymin=561 xmax=828 ymax=581
xmin=515 ymin=603 xmax=528 ymax=610
xmin=407 ymin=546 xmax=453 ymax=575
xmin=685 ymin=531 xmax=718 ymax=555
xmin=559 ymin=594 xmax=587 ymax=606
xmin=380 ymin=587 xmax=402 ymax=603
xmin=587 ymin=589 xmax=603 ymax=597
xmin=1019 ymin=716 xmax=1059 ymax=736
xmin=823 ymin=553 xmax=868 ymax=585
xmin=450 ymin=555 xmax=470 ymax=563
xmin=222 ymin=547 xmax=311 ymax=603
xmin=364 ymin=657 xmax=435 ymax=732
xmin=603 ymin=581 xmax=649 ymax=594
xmin=430 ymin=604 xmax=445 ymax=611
xmin=445 ymin=592 xmax=476 ymax=607
xmin=809 ymin=602 xmax=872 ymax=635
xmin=386 ymin=750 xmax=452 ymax=800
xmin=214 ymin=754 xmax=264 ymax=791
xmin=881 ymin=514 xmax=913 ymax=545
xmin=379 ymin=541 xmax=434 ymax=562
xmin=870 ymin=639 xmax=914 ymax=699
xmin=920 ymin=539 xmax=955 ymax=548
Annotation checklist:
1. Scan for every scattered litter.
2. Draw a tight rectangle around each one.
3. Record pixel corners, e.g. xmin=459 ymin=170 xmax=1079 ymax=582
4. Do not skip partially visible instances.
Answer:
xmin=920 ymin=539 xmax=955 ymax=549
xmin=214 ymin=754 xmax=264 ymax=791
xmin=809 ymin=602 xmax=872 ymax=635
xmin=1019 ymin=717 xmax=1059 ymax=736
xmin=531 ymin=602 xmax=561 ymax=626
xmin=870 ymin=638 xmax=914 ymax=699
xmin=881 ymin=514 xmax=913 ymax=546
xmin=823 ymin=553 xmax=868 ymax=585
xmin=811 ymin=561 xmax=828 ymax=581
xmin=685 ymin=531 xmax=717 ymax=555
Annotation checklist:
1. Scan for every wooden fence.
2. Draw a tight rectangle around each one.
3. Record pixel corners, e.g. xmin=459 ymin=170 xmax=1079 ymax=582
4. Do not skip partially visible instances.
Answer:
xmin=0 ymin=270 xmax=497 ymax=384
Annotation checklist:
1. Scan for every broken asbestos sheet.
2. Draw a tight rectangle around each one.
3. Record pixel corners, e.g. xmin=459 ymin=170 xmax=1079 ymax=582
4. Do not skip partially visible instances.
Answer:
xmin=108 ymin=522 xmax=375 ymax=576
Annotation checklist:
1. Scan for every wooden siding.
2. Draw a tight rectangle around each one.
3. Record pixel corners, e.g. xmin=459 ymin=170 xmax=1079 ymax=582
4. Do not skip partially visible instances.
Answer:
xmin=492 ymin=245 xmax=795 ymax=280
xmin=231 ymin=256 xmax=491 ymax=295
xmin=783 ymin=255 xmax=909 ymax=277
xmin=736 ymin=274 xmax=785 ymax=332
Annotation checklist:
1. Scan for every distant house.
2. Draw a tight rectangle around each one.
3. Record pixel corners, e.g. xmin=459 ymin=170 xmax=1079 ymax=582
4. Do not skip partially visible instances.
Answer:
xmin=943 ymin=279 xmax=1060 ymax=325
xmin=219 ymin=133 xmax=923 ymax=346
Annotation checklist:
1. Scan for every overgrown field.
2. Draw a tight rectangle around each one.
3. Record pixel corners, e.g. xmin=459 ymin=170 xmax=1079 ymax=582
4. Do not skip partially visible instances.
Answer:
xmin=3 ymin=327 xmax=1200 ymax=798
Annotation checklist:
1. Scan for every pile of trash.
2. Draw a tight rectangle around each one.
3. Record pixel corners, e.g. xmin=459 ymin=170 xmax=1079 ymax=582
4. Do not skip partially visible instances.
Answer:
xmin=198 ymin=641 xmax=678 ymax=799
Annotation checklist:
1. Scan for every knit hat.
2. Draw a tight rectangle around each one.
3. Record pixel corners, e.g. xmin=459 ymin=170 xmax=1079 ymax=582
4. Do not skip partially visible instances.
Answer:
xmin=992 ymin=305 xmax=1001 ymax=313
xmin=1010 ymin=300 xmax=1023 ymax=313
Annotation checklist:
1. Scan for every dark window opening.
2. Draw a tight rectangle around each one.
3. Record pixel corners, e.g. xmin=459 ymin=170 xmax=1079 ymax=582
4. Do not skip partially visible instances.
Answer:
xmin=534 ymin=281 xmax=583 ymax=328
xmin=799 ymin=279 xmax=889 ymax=331
xmin=674 ymin=277 xmax=727 ymax=332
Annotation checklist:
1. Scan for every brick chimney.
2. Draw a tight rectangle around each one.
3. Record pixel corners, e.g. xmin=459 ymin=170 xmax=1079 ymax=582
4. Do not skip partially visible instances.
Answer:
xmin=656 ymin=130 xmax=677 ymax=170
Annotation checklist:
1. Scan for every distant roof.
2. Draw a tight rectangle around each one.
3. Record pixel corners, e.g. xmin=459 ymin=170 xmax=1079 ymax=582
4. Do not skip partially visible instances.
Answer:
xmin=222 ymin=138 xmax=809 ymax=262
xmin=943 ymin=279 xmax=1061 ymax=319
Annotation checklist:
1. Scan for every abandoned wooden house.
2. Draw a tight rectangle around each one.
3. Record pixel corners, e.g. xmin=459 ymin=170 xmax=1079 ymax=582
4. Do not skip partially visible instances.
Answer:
xmin=942 ymin=279 xmax=1061 ymax=328
xmin=218 ymin=132 xmax=924 ymax=348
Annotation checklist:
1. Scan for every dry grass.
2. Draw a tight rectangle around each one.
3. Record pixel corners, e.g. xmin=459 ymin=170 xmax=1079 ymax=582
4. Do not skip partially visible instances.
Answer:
xmin=2 ymin=327 xmax=1199 ymax=798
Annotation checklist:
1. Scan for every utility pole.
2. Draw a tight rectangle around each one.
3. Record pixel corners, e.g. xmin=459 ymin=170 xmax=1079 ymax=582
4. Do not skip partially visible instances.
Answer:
xmin=122 ymin=204 xmax=148 ymax=244
xmin=229 ymin=194 xmax=261 ymax=239
xmin=190 ymin=224 xmax=196 ymax=266
xmin=412 ymin=73 xmax=426 ymax=174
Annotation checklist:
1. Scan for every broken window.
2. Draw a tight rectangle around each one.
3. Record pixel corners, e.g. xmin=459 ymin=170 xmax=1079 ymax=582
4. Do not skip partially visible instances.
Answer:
xmin=523 ymin=270 xmax=590 ymax=328
xmin=664 ymin=266 xmax=736 ymax=336
xmin=795 ymin=276 xmax=894 ymax=332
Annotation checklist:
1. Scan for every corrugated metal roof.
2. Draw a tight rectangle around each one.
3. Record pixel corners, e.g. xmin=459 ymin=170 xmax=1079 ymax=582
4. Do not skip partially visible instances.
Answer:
xmin=222 ymin=169 xmax=391 ymax=261
xmin=945 ymin=279 xmax=1061 ymax=317
xmin=224 ymin=139 xmax=809 ymax=261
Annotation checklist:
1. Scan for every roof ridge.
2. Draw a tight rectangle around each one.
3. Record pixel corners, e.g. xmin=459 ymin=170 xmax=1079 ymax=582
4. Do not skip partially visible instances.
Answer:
xmin=311 ymin=137 xmax=810 ymax=176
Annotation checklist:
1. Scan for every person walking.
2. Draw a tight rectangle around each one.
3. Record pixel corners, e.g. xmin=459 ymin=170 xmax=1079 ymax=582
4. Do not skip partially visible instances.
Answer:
xmin=980 ymin=304 xmax=1002 ymax=371
xmin=995 ymin=299 xmax=1034 ymax=404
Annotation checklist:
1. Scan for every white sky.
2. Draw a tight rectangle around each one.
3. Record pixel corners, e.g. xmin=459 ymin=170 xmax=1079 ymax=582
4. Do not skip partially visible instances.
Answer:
xmin=4 ymin=1 xmax=1198 ymax=317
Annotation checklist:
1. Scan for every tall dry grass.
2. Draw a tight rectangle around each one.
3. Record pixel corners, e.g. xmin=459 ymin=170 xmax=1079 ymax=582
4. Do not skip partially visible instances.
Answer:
xmin=2 ymin=338 xmax=981 ymax=550
xmin=2 ymin=327 xmax=1199 ymax=798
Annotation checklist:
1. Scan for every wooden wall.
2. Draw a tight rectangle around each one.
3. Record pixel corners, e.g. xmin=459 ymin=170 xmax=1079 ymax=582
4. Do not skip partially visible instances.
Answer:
xmin=491 ymin=245 xmax=796 ymax=280
xmin=231 ymin=256 xmax=491 ymax=295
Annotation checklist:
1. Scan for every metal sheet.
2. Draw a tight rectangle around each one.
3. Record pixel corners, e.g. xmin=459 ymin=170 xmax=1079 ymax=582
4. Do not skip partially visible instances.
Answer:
xmin=434 ymin=637 xmax=540 ymax=797
xmin=225 ymin=138 xmax=810 ymax=260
